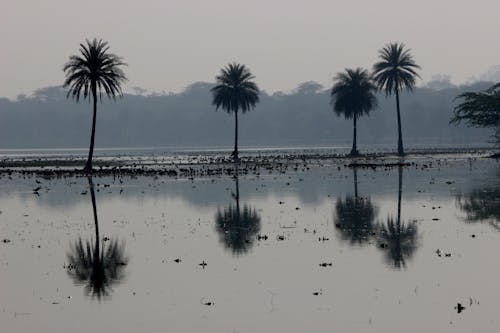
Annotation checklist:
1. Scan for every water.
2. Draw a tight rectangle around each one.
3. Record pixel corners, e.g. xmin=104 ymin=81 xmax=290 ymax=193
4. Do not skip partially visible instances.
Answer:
xmin=0 ymin=143 xmax=494 ymax=162
xmin=0 ymin=154 xmax=498 ymax=332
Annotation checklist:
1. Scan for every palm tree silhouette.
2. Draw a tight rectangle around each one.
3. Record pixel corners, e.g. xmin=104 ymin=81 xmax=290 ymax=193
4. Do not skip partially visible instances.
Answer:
xmin=330 ymin=68 xmax=377 ymax=156
xmin=335 ymin=167 xmax=377 ymax=245
xmin=63 ymin=38 xmax=127 ymax=172
xmin=211 ymin=63 xmax=260 ymax=161
xmin=215 ymin=164 xmax=261 ymax=255
xmin=373 ymin=43 xmax=421 ymax=156
xmin=376 ymin=166 xmax=418 ymax=269
xmin=66 ymin=177 xmax=127 ymax=300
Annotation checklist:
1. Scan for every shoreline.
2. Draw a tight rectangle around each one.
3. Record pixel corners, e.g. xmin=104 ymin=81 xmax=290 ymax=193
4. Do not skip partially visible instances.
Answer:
xmin=0 ymin=148 xmax=497 ymax=178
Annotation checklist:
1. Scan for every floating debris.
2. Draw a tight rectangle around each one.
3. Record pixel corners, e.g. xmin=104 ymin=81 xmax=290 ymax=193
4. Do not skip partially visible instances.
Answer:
xmin=455 ymin=303 xmax=465 ymax=313
xmin=313 ymin=289 xmax=323 ymax=296
xmin=200 ymin=298 xmax=214 ymax=306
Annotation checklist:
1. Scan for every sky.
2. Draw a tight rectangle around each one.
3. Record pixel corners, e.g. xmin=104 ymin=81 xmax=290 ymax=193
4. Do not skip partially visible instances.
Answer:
xmin=1 ymin=0 xmax=499 ymax=99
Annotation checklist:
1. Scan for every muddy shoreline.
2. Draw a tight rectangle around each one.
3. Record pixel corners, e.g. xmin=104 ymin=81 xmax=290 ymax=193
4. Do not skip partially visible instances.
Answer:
xmin=0 ymin=148 xmax=497 ymax=178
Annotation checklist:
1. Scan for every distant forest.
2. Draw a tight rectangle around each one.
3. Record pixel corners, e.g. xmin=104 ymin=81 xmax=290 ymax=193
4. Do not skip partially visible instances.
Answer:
xmin=0 ymin=80 xmax=494 ymax=149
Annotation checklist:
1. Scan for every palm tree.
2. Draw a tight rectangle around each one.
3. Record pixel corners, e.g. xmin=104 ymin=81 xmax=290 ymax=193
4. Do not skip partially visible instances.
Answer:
xmin=215 ymin=164 xmax=261 ymax=255
xmin=211 ymin=63 xmax=260 ymax=161
xmin=373 ymin=43 xmax=421 ymax=156
xmin=66 ymin=177 xmax=127 ymax=300
xmin=376 ymin=166 xmax=418 ymax=269
xmin=377 ymin=217 xmax=418 ymax=269
xmin=331 ymin=68 xmax=377 ymax=156
xmin=63 ymin=38 xmax=127 ymax=172
xmin=335 ymin=167 xmax=377 ymax=245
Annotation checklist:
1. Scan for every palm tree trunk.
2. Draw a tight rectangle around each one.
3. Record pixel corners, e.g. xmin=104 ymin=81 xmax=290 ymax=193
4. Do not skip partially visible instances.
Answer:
xmin=88 ymin=176 xmax=100 ymax=255
xmin=395 ymin=89 xmax=404 ymax=156
xmin=85 ymin=84 xmax=98 ymax=171
xmin=351 ymin=115 xmax=358 ymax=156
xmin=353 ymin=167 xmax=358 ymax=198
xmin=233 ymin=109 xmax=239 ymax=161
xmin=234 ymin=167 xmax=241 ymax=221
xmin=235 ymin=173 xmax=240 ymax=212
xmin=397 ymin=165 xmax=402 ymax=228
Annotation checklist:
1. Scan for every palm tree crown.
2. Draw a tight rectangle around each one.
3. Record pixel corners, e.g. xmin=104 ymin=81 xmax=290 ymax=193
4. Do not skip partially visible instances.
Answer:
xmin=331 ymin=68 xmax=377 ymax=119
xmin=211 ymin=63 xmax=259 ymax=161
xmin=330 ymin=68 xmax=377 ymax=155
xmin=372 ymin=43 xmax=420 ymax=96
xmin=63 ymin=38 xmax=127 ymax=102
xmin=211 ymin=63 xmax=259 ymax=114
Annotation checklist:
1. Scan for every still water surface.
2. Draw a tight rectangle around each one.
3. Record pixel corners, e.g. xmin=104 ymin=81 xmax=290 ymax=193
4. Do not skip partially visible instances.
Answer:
xmin=0 ymin=156 xmax=498 ymax=332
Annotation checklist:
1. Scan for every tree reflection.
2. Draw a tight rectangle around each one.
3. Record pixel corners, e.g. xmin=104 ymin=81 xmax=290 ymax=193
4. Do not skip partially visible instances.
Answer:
xmin=456 ymin=183 xmax=500 ymax=230
xmin=376 ymin=166 xmax=419 ymax=269
xmin=215 ymin=165 xmax=261 ymax=255
xmin=335 ymin=167 xmax=377 ymax=245
xmin=66 ymin=176 xmax=127 ymax=300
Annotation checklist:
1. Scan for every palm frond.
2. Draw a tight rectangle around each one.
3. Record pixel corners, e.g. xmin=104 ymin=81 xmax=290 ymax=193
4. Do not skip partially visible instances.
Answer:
xmin=211 ymin=62 xmax=260 ymax=114
xmin=67 ymin=237 xmax=127 ymax=301
xmin=335 ymin=195 xmax=377 ymax=245
xmin=330 ymin=67 xmax=377 ymax=119
xmin=376 ymin=217 xmax=418 ymax=269
xmin=63 ymin=38 xmax=127 ymax=103
xmin=215 ymin=203 xmax=261 ymax=255
xmin=372 ymin=42 xmax=421 ymax=96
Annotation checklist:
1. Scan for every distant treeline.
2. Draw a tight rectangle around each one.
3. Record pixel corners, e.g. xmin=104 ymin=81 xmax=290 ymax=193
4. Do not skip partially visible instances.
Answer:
xmin=0 ymin=81 xmax=493 ymax=149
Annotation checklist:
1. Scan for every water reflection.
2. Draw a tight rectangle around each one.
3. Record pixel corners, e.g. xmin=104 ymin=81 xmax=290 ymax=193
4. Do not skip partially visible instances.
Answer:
xmin=66 ymin=177 xmax=127 ymax=300
xmin=376 ymin=166 xmax=419 ymax=269
xmin=335 ymin=167 xmax=377 ymax=245
xmin=456 ymin=169 xmax=500 ymax=230
xmin=215 ymin=165 xmax=261 ymax=255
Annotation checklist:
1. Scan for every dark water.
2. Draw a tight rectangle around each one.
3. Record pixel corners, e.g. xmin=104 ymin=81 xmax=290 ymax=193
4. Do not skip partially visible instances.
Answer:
xmin=0 ymin=155 xmax=498 ymax=332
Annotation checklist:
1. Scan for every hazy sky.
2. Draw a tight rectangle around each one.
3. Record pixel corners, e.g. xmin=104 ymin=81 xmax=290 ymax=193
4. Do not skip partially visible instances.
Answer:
xmin=1 ymin=0 xmax=499 ymax=98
